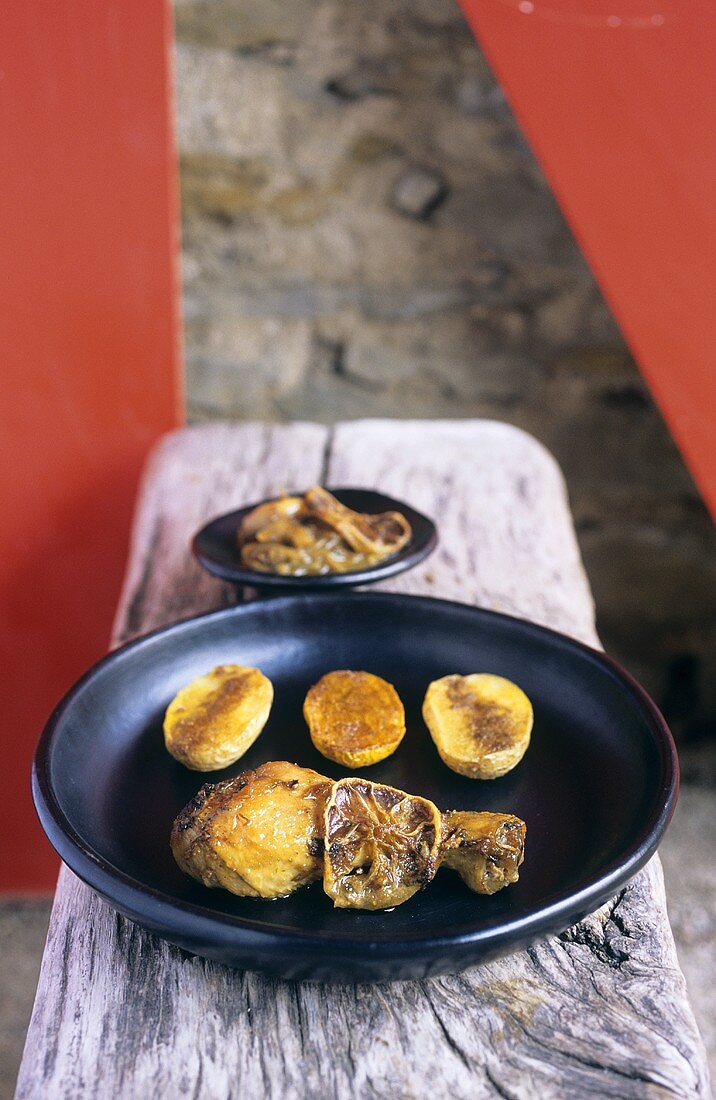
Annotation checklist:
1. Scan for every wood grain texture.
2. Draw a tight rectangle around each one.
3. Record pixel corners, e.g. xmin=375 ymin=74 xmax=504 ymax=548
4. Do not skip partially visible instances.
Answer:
xmin=16 ymin=420 xmax=710 ymax=1099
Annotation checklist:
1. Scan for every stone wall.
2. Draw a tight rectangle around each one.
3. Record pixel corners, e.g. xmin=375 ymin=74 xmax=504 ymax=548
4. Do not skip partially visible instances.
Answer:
xmin=174 ymin=0 xmax=715 ymax=738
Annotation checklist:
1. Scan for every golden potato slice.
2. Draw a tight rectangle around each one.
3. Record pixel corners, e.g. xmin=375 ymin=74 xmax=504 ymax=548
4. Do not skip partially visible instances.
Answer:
xmin=164 ymin=664 xmax=273 ymax=771
xmin=423 ymin=673 xmax=533 ymax=779
xmin=323 ymin=778 xmax=442 ymax=909
xmin=171 ymin=761 xmax=331 ymax=898
xmin=304 ymin=670 xmax=406 ymax=768
xmin=440 ymin=810 xmax=526 ymax=894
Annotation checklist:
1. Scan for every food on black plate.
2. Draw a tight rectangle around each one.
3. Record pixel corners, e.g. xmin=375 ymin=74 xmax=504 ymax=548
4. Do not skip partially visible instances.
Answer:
xmin=423 ymin=673 xmax=533 ymax=779
xmin=163 ymin=664 xmax=273 ymax=771
xmin=440 ymin=810 xmax=526 ymax=894
xmin=304 ymin=670 xmax=406 ymax=768
xmin=171 ymin=763 xmax=527 ymax=909
xmin=170 ymin=761 xmax=331 ymax=898
xmin=237 ymin=486 xmax=412 ymax=576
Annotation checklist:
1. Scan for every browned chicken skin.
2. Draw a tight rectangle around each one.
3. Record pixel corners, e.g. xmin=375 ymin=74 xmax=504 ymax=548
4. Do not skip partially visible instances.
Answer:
xmin=171 ymin=761 xmax=331 ymax=899
xmin=440 ymin=810 xmax=526 ymax=894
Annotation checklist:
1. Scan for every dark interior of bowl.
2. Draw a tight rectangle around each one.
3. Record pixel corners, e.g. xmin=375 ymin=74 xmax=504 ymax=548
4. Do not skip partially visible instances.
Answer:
xmin=35 ymin=592 xmax=676 ymax=980
xmin=192 ymin=488 xmax=437 ymax=588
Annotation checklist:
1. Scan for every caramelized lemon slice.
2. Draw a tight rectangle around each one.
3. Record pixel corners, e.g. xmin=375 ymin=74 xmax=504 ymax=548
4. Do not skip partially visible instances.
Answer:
xmin=440 ymin=810 xmax=526 ymax=894
xmin=163 ymin=664 xmax=273 ymax=771
xmin=304 ymin=486 xmax=412 ymax=557
xmin=304 ymin=670 xmax=406 ymax=768
xmin=323 ymin=778 xmax=442 ymax=909
xmin=423 ymin=673 xmax=533 ymax=779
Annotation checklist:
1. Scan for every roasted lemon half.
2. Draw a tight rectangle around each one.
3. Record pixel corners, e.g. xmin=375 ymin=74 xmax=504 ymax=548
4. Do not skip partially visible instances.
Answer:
xmin=171 ymin=761 xmax=331 ymax=898
xmin=163 ymin=664 xmax=273 ymax=771
xmin=423 ymin=673 xmax=533 ymax=779
xmin=304 ymin=670 xmax=406 ymax=768
xmin=323 ymin=777 xmax=442 ymax=909
xmin=440 ymin=810 xmax=526 ymax=894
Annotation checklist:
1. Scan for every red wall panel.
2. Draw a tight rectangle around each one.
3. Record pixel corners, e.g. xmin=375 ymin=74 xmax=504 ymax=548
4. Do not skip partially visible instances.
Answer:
xmin=0 ymin=1 xmax=182 ymax=890
xmin=458 ymin=0 xmax=716 ymax=513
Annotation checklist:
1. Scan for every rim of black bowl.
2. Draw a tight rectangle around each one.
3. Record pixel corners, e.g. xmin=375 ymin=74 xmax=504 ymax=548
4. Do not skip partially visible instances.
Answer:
xmin=32 ymin=592 xmax=679 ymax=971
xmin=191 ymin=487 xmax=438 ymax=588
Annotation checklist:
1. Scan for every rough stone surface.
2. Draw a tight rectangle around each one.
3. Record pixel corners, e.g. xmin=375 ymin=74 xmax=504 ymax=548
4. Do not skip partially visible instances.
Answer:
xmin=0 ymin=900 xmax=52 ymax=1100
xmin=174 ymin=0 xmax=715 ymax=737
xmin=391 ymin=167 xmax=448 ymax=220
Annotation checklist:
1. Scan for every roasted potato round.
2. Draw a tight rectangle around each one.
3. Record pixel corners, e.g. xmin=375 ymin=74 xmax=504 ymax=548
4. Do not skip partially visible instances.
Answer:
xmin=423 ymin=673 xmax=533 ymax=779
xmin=323 ymin=777 xmax=442 ymax=909
xmin=303 ymin=670 xmax=406 ymax=768
xmin=163 ymin=664 xmax=273 ymax=771
xmin=440 ymin=810 xmax=526 ymax=894
xmin=171 ymin=761 xmax=331 ymax=898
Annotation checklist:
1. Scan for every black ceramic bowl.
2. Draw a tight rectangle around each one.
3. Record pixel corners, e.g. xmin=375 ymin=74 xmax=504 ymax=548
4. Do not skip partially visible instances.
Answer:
xmin=192 ymin=488 xmax=437 ymax=589
xmin=33 ymin=592 xmax=678 ymax=983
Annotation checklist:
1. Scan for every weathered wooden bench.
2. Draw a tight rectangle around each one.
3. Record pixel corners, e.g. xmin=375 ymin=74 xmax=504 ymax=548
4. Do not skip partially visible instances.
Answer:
xmin=16 ymin=421 xmax=710 ymax=1098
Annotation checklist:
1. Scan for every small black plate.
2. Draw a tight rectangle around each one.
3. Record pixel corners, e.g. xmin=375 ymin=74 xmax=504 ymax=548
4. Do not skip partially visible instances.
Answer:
xmin=33 ymin=592 xmax=678 ymax=983
xmin=192 ymin=488 xmax=437 ymax=589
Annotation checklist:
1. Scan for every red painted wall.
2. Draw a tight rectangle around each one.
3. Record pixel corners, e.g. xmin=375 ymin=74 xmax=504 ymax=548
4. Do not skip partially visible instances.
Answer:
xmin=458 ymin=0 xmax=716 ymax=514
xmin=0 ymin=2 xmax=182 ymax=890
